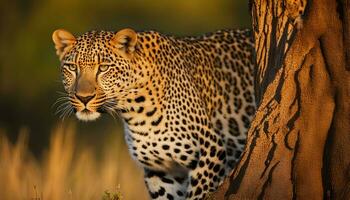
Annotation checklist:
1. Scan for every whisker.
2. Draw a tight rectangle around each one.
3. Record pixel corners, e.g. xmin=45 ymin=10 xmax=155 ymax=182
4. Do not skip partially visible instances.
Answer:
xmin=102 ymin=104 xmax=118 ymax=121
xmin=61 ymin=105 xmax=73 ymax=120
xmin=56 ymin=103 xmax=71 ymax=115
xmin=52 ymin=97 xmax=70 ymax=108
xmin=55 ymin=102 xmax=71 ymax=112
xmin=56 ymin=91 xmax=69 ymax=96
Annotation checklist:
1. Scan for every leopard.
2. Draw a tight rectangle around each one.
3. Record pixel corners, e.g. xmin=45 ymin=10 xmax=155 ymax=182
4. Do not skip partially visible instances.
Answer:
xmin=52 ymin=27 xmax=256 ymax=200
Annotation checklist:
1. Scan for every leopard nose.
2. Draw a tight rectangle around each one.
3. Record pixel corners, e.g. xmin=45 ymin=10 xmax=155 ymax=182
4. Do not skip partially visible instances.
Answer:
xmin=76 ymin=94 xmax=95 ymax=104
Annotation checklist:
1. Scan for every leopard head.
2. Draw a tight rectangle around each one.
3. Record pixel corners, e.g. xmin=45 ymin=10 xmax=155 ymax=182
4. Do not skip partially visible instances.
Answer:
xmin=52 ymin=28 xmax=139 ymax=121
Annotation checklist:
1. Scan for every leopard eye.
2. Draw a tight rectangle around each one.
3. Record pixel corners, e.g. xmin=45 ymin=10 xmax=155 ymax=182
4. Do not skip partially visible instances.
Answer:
xmin=99 ymin=64 xmax=110 ymax=72
xmin=68 ymin=64 xmax=77 ymax=71
xmin=63 ymin=64 xmax=77 ymax=72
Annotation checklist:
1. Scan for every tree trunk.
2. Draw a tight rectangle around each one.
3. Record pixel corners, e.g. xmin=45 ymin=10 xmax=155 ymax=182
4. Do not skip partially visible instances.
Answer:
xmin=208 ymin=0 xmax=350 ymax=199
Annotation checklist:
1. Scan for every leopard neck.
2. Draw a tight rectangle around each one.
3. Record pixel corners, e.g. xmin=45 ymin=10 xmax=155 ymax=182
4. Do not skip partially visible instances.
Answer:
xmin=119 ymin=68 xmax=166 ymax=135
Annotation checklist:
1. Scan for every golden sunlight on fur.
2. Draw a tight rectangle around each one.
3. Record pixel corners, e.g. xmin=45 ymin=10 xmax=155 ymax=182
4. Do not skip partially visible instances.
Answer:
xmin=0 ymin=125 xmax=148 ymax=200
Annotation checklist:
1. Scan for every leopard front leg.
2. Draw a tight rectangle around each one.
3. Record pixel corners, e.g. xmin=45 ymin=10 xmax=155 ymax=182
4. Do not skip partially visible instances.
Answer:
xmin=186 ymin=138 xmax=227 ymax=200
xmin=144 ymin=168 xmax=189 ymax=200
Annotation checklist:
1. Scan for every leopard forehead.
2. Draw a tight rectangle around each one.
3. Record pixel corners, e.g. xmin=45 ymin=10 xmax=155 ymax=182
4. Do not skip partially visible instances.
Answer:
xmin=63 ymin=31 xmax=117 ymax=65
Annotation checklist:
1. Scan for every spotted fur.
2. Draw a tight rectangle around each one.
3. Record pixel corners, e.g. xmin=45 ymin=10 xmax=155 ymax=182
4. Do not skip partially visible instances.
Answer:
xmin=52 ymin=28 xmax=256 ymax=200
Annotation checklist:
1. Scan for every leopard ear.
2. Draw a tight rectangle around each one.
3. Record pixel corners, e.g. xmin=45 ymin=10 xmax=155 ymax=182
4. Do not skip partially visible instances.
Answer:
xmin=52 ymin=29 xmax=76 ymax=60
xmin=111 ymin=28 xmax=137 ymax=59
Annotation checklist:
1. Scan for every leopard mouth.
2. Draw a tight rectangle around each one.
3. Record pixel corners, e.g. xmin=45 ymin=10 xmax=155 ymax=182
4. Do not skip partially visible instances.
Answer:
xmin=76 ymin=108 xmax=101 ymax=121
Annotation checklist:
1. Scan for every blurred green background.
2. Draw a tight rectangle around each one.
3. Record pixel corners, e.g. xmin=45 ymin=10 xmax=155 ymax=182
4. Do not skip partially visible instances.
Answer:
xmin=0 ymin=0 xmax=250 ymax=157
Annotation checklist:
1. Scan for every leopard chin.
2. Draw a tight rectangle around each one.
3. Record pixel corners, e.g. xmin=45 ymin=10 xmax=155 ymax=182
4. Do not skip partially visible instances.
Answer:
xmin=76 ymin=110 xmax=101 ymax=121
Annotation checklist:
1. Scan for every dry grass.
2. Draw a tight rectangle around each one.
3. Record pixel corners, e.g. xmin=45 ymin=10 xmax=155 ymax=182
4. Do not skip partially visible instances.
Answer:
xmin=0 ymin=124 xmax=148 ymax=200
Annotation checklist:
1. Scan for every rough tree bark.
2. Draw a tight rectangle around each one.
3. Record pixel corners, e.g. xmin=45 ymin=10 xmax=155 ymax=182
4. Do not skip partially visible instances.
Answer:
xmin=208 ymin=0 xmax=350 ymax=199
